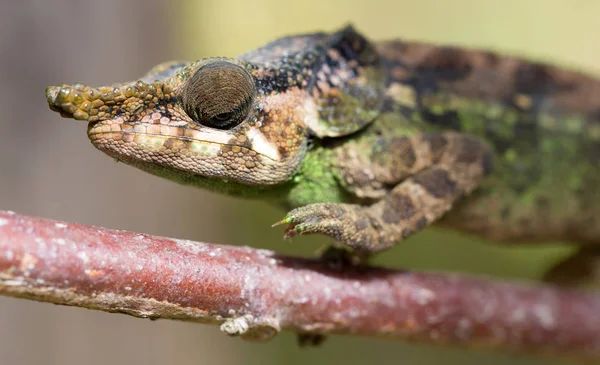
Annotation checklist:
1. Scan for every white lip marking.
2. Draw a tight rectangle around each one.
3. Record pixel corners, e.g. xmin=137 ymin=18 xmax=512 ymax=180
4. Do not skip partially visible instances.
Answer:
xmin=186 ymin=129 xmax=232 ymax=144
xmin=247 ymin=128 xmax=281 ymax=161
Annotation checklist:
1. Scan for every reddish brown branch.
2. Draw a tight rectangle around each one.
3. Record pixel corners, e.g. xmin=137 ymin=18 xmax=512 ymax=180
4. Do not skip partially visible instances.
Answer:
xmin=0 ymin=210 xmax=598 ymax=360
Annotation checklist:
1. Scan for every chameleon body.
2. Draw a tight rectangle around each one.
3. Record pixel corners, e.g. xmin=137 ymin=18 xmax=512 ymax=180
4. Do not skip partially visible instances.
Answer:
xmin=46 ymin=26 xmax=600 ymax=255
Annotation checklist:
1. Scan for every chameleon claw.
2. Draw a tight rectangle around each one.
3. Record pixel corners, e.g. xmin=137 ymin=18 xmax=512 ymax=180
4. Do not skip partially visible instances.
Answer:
xmin=273 ymin=215 xmax=302 ymax=240
xmin=273 ymin=215 xmax=308 ymax=239
xmin=271 ymin=216 xmax=294 ymax=227
xmin=271 ymin=216 xmax=300 ymax=240
xmin=283 ymin=228 xmax=297 ymax=239
xmin=282 ymin=223 xmax=310 ymax=239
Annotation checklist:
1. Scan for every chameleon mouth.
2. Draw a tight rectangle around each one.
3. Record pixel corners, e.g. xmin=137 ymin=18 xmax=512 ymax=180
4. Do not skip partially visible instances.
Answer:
xmin=83 ymin=124 xmax=294 ymax=186
xmin=86 ymin=122 xmax=283 ymax=163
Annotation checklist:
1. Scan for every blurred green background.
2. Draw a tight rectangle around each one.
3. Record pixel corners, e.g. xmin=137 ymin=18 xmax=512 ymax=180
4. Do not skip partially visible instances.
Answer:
xmin=1 ymin=0 xmax=599 ymax=364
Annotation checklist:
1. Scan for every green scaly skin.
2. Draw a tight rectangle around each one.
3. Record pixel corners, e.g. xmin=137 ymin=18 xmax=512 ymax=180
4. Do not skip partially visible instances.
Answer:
xmin=45 ymin=25 xmax=600 ymax=258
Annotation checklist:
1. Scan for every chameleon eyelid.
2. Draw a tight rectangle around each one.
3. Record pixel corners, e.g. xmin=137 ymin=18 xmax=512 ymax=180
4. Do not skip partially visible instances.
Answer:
xmin=181 ymin=60 xmax=256 ymax=130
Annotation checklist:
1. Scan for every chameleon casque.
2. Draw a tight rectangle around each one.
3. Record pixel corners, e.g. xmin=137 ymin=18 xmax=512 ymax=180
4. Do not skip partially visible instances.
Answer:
xmin=46 ymin=25 xmax=600 ymax=263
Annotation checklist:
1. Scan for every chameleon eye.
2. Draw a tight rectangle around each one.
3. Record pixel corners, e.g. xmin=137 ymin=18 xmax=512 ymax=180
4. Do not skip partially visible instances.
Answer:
xmin=212 ymin=111 xmax=234 ymax=122
xmin=181 ymin=60 xmax=255 ymax=130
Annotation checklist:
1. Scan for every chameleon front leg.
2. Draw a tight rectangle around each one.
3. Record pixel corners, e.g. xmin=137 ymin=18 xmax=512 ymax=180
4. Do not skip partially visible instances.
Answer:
xmin=275 ymin=132 xmax=493 ymax=254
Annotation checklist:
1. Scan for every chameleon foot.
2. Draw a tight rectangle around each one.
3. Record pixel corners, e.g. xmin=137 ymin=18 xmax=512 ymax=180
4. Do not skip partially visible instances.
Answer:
xmin=273 ymin=203 xmax=383 ymax=251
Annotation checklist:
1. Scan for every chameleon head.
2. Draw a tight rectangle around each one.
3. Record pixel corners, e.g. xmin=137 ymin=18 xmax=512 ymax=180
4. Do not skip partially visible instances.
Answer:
xmin=46 ymin=26 xmax=385 ymax=192
xmin=45 ymin=58 xmax=311 ymax=187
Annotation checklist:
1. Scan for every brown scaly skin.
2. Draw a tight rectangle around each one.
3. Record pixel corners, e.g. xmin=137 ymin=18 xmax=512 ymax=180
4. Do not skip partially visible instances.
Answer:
xmin=46 ymin=25 xmax=600 ymax=259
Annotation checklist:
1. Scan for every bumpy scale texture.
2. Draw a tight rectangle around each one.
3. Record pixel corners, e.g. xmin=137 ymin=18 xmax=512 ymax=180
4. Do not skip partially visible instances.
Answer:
xmin=47 ymin=25 xmax=600 ymax=254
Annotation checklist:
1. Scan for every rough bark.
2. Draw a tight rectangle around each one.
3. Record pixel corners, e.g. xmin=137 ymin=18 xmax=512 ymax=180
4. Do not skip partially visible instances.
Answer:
xmin=0 ymin=210 xmax=598 ymax=361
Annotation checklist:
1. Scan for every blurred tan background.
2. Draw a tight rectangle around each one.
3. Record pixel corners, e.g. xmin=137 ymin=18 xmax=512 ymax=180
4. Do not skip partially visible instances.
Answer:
xmin=1 ymin=0 xmax=599 ymax=364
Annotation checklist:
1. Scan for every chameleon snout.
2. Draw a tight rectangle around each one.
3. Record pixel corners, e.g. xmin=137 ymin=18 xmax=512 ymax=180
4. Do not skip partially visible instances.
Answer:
xmin=45 ymin=86 xmax=60 ymax=110
xmin=46 ymin=81 xmax=156 ymax=123
xmin=46 ymin=84 xmax=97 ymax=121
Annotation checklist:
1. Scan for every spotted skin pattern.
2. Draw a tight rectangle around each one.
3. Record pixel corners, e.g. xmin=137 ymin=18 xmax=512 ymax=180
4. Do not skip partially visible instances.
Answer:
xmin=46 ymin=26 xmax=600 ymax=256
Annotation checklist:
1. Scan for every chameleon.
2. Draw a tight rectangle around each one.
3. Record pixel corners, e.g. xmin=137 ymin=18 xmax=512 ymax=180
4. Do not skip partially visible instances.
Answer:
xmin=45 ymin=25 xmax=600 ymax=266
